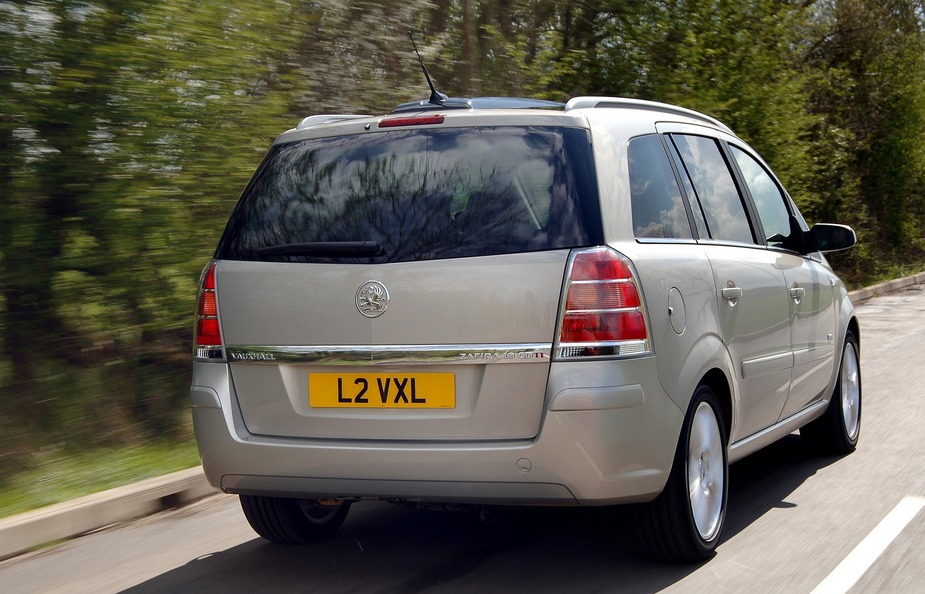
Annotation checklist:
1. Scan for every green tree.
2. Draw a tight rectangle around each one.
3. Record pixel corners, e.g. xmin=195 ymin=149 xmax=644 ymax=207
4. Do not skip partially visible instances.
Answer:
xmin=0 ymin=0 xmax=307 ymax=464
xmin=803 ymin=0 xmax=925 ymax=279
xmin=1 ymin=1 xmax=154 ymax=439
xmin=284 ymin=0 xmax=436 ymax=115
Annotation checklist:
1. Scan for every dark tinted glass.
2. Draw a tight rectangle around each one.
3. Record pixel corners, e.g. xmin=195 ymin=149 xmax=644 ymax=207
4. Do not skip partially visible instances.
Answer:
xmin=628 ymin=135 xmax=693 ymax=239
xmin=216 ymin=127 xmax=602 ymax=263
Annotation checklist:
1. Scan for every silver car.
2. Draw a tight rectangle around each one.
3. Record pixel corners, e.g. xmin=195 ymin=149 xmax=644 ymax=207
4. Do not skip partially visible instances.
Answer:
xmin=192 ymin=96 xmax=860 ymax=562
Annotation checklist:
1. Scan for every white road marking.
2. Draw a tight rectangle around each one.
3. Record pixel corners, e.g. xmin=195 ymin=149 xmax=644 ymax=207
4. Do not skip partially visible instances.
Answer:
xmin=811 ymin=495 xmax=925 ymax=594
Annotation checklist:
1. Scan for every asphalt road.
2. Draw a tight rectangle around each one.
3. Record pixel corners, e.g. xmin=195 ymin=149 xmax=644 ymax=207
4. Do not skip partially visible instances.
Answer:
xmin=2 ymin=287 xmax=924 ymax=593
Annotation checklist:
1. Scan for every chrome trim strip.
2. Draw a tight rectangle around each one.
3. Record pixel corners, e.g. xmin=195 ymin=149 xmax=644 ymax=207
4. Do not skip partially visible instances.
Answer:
xmin=224 ymin=344 xmax=553 ymax=366
xmin=792 ymin=344 xmax=835 ymax=367
xmin=564 ymin=306 xmax=642 ymax=314
xmin=741 ymin=350 xmax=794 ymax=379
xmin=554 ymin=339 xmax=651 ymax=360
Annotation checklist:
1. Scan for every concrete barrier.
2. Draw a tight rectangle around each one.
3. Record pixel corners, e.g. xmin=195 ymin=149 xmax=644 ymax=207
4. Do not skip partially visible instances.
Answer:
xmin=0 ymin=466 xmax=216 ymax=561
xmin=848 ymin=272 xmax=925 ymax=303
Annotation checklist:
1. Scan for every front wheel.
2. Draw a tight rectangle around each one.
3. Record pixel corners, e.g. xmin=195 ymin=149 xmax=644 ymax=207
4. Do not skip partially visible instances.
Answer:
xmin=801 ymin=330 xmax=861 ymax=454
xmin=634 ymin=384 xmax=728 ymax=563
xmin=240 ymin=495 xmax=351 ymax=544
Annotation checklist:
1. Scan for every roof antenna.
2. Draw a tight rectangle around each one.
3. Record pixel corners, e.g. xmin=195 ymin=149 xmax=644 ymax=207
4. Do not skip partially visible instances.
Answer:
xmin=409 ymin=32 xmax=447 ymax=106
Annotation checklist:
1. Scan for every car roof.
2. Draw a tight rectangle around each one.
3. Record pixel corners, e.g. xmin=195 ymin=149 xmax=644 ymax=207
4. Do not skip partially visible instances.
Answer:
xmin=286 ymin=96 xmax=733 ymax=139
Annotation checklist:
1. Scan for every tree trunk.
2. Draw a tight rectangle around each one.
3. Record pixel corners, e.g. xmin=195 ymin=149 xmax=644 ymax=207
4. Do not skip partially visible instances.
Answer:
xmin=462 ymin=0 xmax=481 ymax=95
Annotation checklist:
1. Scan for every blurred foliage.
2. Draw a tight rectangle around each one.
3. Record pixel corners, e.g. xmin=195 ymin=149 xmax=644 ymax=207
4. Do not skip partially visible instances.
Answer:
xmin=2 ymin=0 xmax=925 ymax=483
xmin=0 ymin=439 xmax=200 ymax=517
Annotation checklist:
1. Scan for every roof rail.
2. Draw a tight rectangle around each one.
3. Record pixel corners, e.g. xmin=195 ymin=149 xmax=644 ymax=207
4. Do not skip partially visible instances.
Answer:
xmin=390 ymin=96 xmax=565 ymax=114
xmin=296 ymin=114 xmax=371 ymax=130
xmin=565 ymin=97 xmax=733 ymax=135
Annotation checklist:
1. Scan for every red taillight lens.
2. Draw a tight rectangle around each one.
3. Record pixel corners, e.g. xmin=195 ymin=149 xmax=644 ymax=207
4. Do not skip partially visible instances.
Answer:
xmin=197 ymin=318 xmax=220 ymax=341
xmin=560 ymin=311 xmax=648 ymax=343
xmin=202 ymin=264 xmax=215 ymax=290
xmin=195 ymin=262 xmax=223 ymax=359
xmin=569 ymin=255 xmax=634 ymax=281
xmin=556 ymin=249 xmax=650 ymax=359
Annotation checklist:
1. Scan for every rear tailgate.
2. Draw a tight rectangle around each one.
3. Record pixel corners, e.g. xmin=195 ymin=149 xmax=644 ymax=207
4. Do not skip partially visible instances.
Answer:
xmin=215 ymin=251 xmax=569 ymax=440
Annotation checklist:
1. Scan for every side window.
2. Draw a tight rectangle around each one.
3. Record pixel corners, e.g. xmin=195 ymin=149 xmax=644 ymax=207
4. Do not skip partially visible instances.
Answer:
xmin=665 ymin=140 xmax=710 ymax=239
xmin=628 ymin=135 xmax=693 ymax=239
xmin=730 ymin=146 xmax=791 ymax=249
xmin=670 ymin=134 xmax=755 ymax=244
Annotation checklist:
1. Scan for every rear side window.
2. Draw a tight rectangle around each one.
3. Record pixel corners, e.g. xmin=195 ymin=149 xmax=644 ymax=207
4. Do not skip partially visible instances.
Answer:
xmin=628 ymin=135 xmax=693 ymax=239
xmin=216 ymin=126 xmax=603 ymax=263
xmin=670 ymin=134 xmax=755 ymax=245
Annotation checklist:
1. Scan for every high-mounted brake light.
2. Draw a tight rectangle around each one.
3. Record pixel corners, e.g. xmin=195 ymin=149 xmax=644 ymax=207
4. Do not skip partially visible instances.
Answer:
xmin=555 ymin=248 xmax=651 ymax=359
xmin=378 ymin=114 xmax=446 ymax=128
xmin=195 ymin=262 xmax=224 ymax=361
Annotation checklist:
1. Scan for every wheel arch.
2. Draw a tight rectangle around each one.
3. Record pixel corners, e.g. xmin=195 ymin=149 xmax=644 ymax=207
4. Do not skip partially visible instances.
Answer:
xmin=698 ymin=367 xmax=733 ymax=444
xmin=847 ymin=315 xmax=860 ymax=350
xmin=823 ymin=313 xmax=860 ymax=407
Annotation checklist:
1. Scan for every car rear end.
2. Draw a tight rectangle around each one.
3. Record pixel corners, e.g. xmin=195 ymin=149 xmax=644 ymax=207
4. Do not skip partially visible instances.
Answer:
xmin=191 ymin=109 xmax=683 ymax=507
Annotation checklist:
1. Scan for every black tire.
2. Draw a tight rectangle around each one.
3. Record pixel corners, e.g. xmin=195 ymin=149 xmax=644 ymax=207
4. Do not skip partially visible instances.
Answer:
xmin=634 ymin=384 xmax=728 ymax=563
xmin=801 ymin=330 xmax=861 ymax=455
xmin=240 ymin=495 xmax=351 ymax=544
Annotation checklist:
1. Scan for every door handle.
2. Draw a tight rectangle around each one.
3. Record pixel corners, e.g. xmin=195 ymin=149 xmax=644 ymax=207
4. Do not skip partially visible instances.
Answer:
xmin=790 ymin=286 xmax=806 ymax=300
xmin=721 ymin=286 xmax=743 ymax=301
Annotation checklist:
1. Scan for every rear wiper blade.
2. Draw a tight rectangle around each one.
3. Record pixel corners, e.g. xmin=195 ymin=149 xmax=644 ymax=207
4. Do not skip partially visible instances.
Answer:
xmin=257 ymin=241 xmax=384 ymax=257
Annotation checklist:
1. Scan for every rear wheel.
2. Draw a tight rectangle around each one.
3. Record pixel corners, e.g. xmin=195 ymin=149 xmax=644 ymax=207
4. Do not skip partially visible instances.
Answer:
xmin=801 ymin=330 xmax=861 ymax=454
xmin=634 ymin=384 xmax=728 ymax=563
xmin=240 ymin=495 xmax=351 ymax=544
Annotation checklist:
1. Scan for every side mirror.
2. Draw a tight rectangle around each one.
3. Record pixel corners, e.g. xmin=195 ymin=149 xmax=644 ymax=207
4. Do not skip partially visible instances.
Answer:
xmin=809 ymin=223 xmax=857 ymax=253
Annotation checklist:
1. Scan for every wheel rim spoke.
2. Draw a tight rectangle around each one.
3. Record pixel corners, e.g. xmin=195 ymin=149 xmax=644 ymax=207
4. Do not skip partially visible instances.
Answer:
xmin=688 ymin=402 xmax=724 ymax=541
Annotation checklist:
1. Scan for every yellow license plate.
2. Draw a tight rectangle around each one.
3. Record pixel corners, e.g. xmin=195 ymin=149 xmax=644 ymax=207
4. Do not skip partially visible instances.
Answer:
xmin=309 ymin=373 xmax=455 ymax=409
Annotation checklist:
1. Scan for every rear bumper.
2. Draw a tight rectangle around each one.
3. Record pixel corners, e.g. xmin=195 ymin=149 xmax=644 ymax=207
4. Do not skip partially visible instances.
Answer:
xmin=191 ymin=357 xmax=684 ymax=506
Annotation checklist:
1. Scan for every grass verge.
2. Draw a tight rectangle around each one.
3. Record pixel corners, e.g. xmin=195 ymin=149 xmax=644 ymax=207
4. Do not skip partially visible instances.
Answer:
xmin=0 ymin=440 xmax=201 ymax=518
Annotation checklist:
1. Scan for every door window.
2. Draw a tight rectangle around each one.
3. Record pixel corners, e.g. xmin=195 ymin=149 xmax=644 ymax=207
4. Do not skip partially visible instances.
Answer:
xmin=665 ymin=139 xmax=710 ymax=239
xmin=730 ymin=146 xmax=791 ymax=249
xmin=670 ymin=134 xmax=754 ymax=245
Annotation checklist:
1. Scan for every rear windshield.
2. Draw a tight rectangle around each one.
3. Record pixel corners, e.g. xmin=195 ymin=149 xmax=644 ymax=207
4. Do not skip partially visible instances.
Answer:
xmin=215 ymin=126 xmax=603 ymax=263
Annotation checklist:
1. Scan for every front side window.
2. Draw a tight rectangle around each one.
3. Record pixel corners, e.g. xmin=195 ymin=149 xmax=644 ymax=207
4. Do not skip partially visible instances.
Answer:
xmin=671 ymin=134 xmax=755 ymax=245
xmin=217 ymin=126 xmax=603 ymax=263
xmin=628 ymin=135 xmax=693 ymax=240
xmin=730 ymin=146 xmax=791 ymax=249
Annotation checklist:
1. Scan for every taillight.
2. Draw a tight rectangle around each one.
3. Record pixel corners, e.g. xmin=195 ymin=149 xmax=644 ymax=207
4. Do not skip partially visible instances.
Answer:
xmin=194 ymin=262 xmax=224 ymax=361
xmin=378 ymin=114 xmax=446 ymax=128
xmin=555 ymin=248 xmax=651 ymax=359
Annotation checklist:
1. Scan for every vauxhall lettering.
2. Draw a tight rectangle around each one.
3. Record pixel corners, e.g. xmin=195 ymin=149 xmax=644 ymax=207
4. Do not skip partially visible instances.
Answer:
xmin=230 ymin=352 xmax=277 ymax=361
